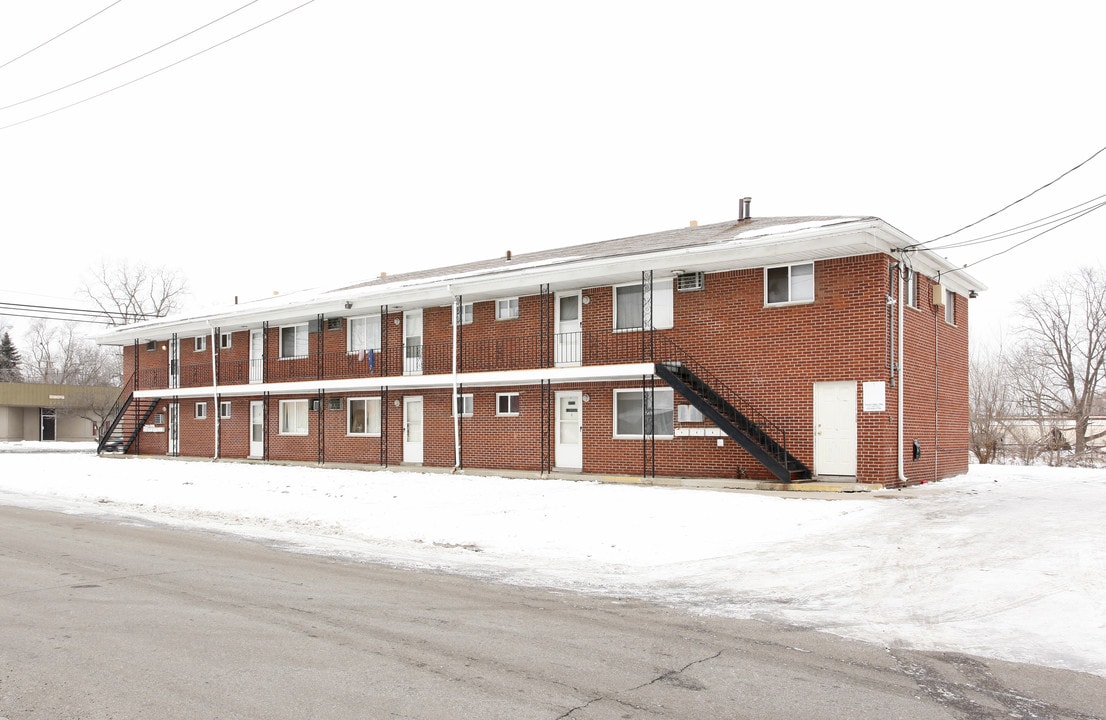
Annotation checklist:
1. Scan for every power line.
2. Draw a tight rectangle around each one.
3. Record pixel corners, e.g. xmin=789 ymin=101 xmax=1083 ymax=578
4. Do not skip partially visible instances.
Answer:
xmin=0 ymin=0 xmax=264 ymax=114
xmin=920 ymin=141 xmax=1106 ymax=247
xmin=924 ymin=193 xmax=1106 ymax=251
xmin=0 ymin=0 xmax=125 ymax=72
xmin=0 ymin=0 xmax=317 ymax=133
xmin=0 ymin=301 xmax=125 ymax=325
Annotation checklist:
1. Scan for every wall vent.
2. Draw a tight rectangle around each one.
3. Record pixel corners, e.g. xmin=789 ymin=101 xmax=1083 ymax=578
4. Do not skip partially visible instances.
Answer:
xmin=327 ymin=318 xmax=343 ymax=331
xmin=327 ymin=397 xmax=343 ymax=411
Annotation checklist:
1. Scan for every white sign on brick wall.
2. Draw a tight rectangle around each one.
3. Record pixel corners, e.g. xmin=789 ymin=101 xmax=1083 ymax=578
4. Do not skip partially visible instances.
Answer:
xmin=863 ymin=381 xmax=886 ymax=412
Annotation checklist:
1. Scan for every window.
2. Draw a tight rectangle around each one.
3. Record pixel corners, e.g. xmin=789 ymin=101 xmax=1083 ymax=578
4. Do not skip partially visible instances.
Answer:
xmin=347 ymin=316 xmax=381 ymax=353
xmin=347 ymin=397 xmax=381 ymax=436
xmin=614 ymin=388 xmax=674 ymax=438
xmin=194 ymin=336 xmax=207 ymax=352
xmin=220 ymin=332 xmax=233 ymax=349
xmin=905 ymin=269 xmax=918 ymax=308
xmin=496 ymin=392 xmax=520 ymax=416
xmin=195 ymin=402 xmax=208 ymax=420
xmin=219 ymin=401 xmax=232 ymax=419
xmin=945 ymin=289 xmax=956 ymax=325
xmin=454 ymin=302 xmax=473 ymax=326
xmin=454 ymin=393 xmax=474 ymax=417
xmin=280 ymin=324 xmax=309 ymax=359
xmin=613 ymin=279 xmax=674 ymax=330
xmin=153 ymin=412 xmax=165 ymax=425
xmin=279 ymin=399 xmax=309 ymax=435
xmin=765 ymin=263 xmax=814 ymax=305
xmin=496 ymin=297 xmax=519 ymax=320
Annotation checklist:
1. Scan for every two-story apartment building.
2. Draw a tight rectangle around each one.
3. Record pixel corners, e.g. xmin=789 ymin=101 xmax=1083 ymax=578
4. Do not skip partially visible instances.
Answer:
xmin=95 ymin=209 xmax=984 ymax=486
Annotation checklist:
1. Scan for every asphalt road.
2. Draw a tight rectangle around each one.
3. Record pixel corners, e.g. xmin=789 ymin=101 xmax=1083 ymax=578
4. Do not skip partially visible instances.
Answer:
xmin=1 ymin=504 xmax=1103 ymax=720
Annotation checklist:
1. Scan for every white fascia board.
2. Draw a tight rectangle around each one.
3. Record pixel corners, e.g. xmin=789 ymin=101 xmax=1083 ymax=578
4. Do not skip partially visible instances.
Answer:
xmin=132 ymin=363 xmax=657 ymax=399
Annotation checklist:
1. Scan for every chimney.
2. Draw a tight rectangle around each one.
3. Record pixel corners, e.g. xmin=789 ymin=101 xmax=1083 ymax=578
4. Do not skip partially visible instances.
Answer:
xmin=738 ymin=196 xmax=752 ymax=221
xmin=689 ymin=220 xmax=698 ymax=227
xmin=506 ymin=250 xmax=512 ymax=261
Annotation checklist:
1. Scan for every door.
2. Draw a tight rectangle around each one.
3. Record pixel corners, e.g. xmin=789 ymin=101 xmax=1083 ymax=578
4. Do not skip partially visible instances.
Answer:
xmin=168 ymin=402 xmax=180 ymax=456
xmin=814 ymin=381 xmax=857 ymax=477
xmin=40 ymin=408 xmax=56 ymax=441
xmin=404 ymin=309 xmax=423 ymax=375
xmin=249 ymin=329 xmax=263 ymax=383
xmin=249 ymin=400 xmax=264 ymax=458
xmin=555 ymin=391 xmax=583 ymax=470
xmin=168 ymin=337 xmax=180 ymax=389
xmin=555 ymin=291 xmax=582 ymax=366
xmin=403 ymin=396 xmax=423 ymax=463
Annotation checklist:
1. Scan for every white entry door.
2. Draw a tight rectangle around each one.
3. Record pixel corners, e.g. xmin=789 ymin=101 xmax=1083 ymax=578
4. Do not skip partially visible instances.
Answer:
xmin=168 ymin=402 xmax=180 ymax=456
xmin=403 ymin=396 xmax=423 ymax=463
xmin=249 ymin=329 xmax=263 ymax=383
xmin=249 ymin=400 xmax=264 ymax=458
xmin=555 ymin=291 xmax=582 ymax=367
xmin=168 ymin=337 xmax=180 ymax=389
xmin=555 ymin=391 xmax=583 ymax=470
xmin=404 ymin=309 xmax=423 ymax=375
xmin=814 ymin=381 xmax=857 ymax=477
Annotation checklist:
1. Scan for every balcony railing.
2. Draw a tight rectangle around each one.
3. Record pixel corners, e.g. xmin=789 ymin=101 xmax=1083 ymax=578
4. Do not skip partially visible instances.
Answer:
xmin=136 ymin=328 xmax=683 ymax=391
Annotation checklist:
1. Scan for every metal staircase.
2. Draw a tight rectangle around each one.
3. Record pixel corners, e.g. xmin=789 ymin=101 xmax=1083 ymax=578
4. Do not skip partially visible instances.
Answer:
xmin=97 ymin=392 xmax=161 ymax=454
xmin=655 ymin=360 xmax=811 ymax=482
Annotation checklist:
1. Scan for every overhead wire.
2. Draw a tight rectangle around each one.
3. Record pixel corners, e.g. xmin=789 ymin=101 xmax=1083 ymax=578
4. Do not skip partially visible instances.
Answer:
xmin=0 ymin=300 xmax=126 ymax=325
xmin=0 ymin=0 xmax=264 ymax=113
xmin=922 ymin=193 xmax=1106 ymax=251
xmin=0 ymin=0 xmax=317 ymax=132
xmin=0 ymin=0 xmax=125 ymax=72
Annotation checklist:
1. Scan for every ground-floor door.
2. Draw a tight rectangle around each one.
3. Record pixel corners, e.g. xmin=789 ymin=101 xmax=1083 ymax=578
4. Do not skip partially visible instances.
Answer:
xmin=39 ymin=409 xmax=56 ymax=441
xmin=555 ymin=391 xmax=583 ymax=470
xmin=168 ymin=402 xmax=180 ymax=456
xmin=249 ymin=401 xmax=264 ymax=458
xmin=403 ymin=396 xmax=423 ymax=464
xmin=813 ymin=381 xmax=857 ymax=477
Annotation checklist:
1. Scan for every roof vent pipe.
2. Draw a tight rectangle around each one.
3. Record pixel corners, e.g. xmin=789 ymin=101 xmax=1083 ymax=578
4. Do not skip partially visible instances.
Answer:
xmin=506 ymin=250 xmax=512 ymax=261
xmin=739 ymin=196 xmax=752 ymax=221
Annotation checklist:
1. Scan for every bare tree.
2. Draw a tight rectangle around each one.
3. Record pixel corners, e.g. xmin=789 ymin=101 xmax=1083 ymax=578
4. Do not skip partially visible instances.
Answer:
xmin=22 ymin=321 xmax=122 ymax=386
xmin=1015 ymin=266 xmax=1106 ymax=460
xmin=80 ymin=259 xmax=188 ymax=326
xmin=969 ymin=345 xmax=1011 ymax=464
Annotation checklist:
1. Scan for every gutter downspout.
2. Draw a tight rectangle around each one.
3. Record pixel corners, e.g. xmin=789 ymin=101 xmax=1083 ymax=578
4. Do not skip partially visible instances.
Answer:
xmin=897 ymin=264 xmax=908 ymax=484
xmin=209 ymin=324 xmax=220 ymax=461
xmin=450 ymin=290 xmax=461 ymax=472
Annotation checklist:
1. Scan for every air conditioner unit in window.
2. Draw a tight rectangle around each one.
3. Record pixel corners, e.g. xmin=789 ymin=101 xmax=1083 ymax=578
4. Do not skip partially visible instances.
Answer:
xmin=677 ymin=405 xmax=704 ymax=422
xmin=932 ymin=283 xmax=946 ymax=307
xmin=676 ymin=271 xmax=704 ymax=292
xmin=327 ymin=397 xmax=343 ymax=411
xmin=309 ymin=398 xmax=321 ymax=411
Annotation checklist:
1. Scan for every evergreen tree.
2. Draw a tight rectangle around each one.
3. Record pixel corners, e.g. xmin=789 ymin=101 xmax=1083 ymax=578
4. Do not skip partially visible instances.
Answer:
xmin=0 ymin=331 xmax=23 ymax=382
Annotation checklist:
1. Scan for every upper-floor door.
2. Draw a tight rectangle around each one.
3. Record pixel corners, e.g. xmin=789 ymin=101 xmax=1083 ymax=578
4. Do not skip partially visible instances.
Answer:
xmin=249 ymin=329 xmax=263 ymax=383
xmin=555 ymin=291 xmax=582 ymax=367
xmin=404 ymin=309 xmax=423 ymax=375
xmin=168 ymin=337 xmax=180 ymax=389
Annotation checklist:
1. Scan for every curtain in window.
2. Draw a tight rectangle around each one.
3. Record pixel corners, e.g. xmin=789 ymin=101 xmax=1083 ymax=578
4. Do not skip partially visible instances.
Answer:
xmin=615 ymin=285 xmax=643 ymax=329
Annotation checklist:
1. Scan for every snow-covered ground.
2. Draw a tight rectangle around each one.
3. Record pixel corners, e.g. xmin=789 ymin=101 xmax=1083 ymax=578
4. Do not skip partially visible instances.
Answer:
xmin=1 ymin=442 xmax=1103 ymax=678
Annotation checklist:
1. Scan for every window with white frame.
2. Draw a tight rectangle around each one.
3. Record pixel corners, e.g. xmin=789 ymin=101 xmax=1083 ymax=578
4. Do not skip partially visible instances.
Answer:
xmin=613 ymin=279 xmax=674 ymax=330
xmin=220 ymin=332 xmax=232 ymax=349
xmin=905 ymin=269 xmax=918 ymax=308
xmin=454 ymin=393 xmax=474 ymax=417
xmin=496 ymin=297 xmax=519 ymax=320
xmin=279 ymin=399 xmax=309 ymax=435
xmin=347 ymin=397 xmax=381 ymax=436
xmin=496 ymin=392 xmax=520 ymax=416
xmin=454 ymin=302 xmax=473 ymax=326
xmin=347 ymin=315 xmax=381 ymax=353
xmin=194 ymin=336 xmax=207 ymax=352
xmin=945 ymin=289 xmax=956 ymax=325
xmin=219 ymin=401 xmax=232 ymax=418
xmin=613 ymin=388 xmax=674 ymax=438
xmin=765 ymin=263 xmax=814 ymax=305
xmin=195 ymin=402 xmax=208 ymax=419
xmin=280 ymin=324 xmax=309 ymax=359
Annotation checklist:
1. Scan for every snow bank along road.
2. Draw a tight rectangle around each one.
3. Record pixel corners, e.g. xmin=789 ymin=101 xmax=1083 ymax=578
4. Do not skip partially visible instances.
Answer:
xmin=2 ymin=504 xmax=1105 ymax=720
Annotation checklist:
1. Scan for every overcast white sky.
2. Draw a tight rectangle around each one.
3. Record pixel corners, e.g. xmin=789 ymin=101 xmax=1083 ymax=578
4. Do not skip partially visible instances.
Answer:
xmin=1 ymin=1 xmax=1103 ymax=347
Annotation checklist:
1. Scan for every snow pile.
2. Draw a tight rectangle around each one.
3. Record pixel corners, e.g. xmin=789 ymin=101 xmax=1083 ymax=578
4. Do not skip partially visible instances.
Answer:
xmin=0 ymin=444 xmax=1103 ymax=678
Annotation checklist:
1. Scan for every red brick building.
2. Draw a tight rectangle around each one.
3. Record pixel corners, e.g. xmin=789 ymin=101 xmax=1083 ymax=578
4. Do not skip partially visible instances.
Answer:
xmin=95 ymin=212 xmax=984 ymax=486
